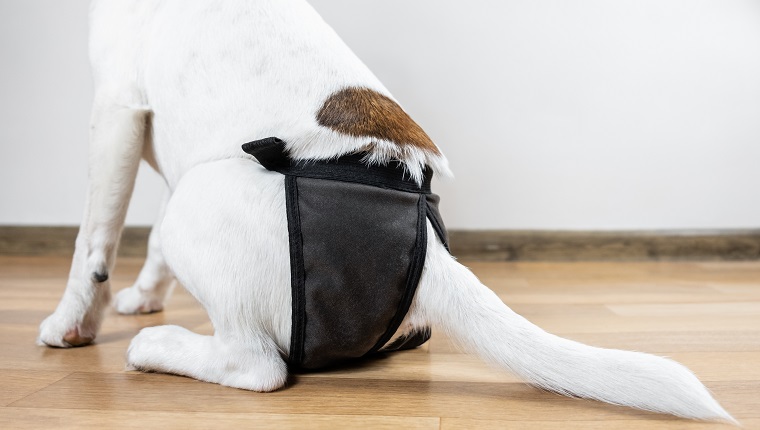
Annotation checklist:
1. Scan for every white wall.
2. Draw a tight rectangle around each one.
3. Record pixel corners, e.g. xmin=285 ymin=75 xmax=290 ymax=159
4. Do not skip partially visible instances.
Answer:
xmin=0 ymin=0 xmax=166 ymax=227
xmin=2 ymin=0 xmax=759 ymax=230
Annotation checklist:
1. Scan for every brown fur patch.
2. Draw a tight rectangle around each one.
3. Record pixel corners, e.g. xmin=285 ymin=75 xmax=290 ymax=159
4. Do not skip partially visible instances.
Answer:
xmin=316 ymin=87 xmax=440 ymax=155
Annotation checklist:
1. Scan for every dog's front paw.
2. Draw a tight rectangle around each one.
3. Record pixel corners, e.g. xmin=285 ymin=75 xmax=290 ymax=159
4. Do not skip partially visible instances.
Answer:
xmin=38 ymin=311 xmax=96 ymax=348
xmin=113 ymin=286 xmax=165 ymax=315
xmin=38 ymin=286 xmax=109 ymax=348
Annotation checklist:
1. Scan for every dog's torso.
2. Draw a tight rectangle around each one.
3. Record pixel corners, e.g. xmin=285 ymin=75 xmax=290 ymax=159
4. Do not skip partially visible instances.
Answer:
xmin=88 ymin=0 xmax=448 ymax=364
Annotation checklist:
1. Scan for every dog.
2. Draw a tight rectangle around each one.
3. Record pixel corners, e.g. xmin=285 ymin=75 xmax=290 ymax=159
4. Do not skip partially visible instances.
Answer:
xmin=38 ymin=0 xmax=734 ymax=422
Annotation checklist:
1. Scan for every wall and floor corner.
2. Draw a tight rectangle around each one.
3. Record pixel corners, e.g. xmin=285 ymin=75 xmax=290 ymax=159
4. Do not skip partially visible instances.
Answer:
xmin=1 ymin=0 xmax=759 ymax=259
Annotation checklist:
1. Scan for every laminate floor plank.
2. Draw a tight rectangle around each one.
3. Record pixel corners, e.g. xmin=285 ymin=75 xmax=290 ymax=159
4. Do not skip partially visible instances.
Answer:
xmin=0 ymin=370 xmax=70 ymax=407
xmin=0 ymin=407 xmax=440 ymax=430
xmin=441 ymin=418 xmax=758 ymax=430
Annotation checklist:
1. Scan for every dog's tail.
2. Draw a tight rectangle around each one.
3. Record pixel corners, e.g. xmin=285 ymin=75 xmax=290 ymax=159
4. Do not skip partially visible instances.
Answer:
xmin=415 ymin=234 xmax=735 ymax=422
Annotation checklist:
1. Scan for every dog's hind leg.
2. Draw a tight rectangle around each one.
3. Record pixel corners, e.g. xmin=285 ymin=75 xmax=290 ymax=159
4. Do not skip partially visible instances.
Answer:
xmin=39 ymin=101 xmax=150 ymax=347
xmin=113 ymin=192 xmax=176 ymax=315
xmin=122 ymin=158 xmax=291 ymax=390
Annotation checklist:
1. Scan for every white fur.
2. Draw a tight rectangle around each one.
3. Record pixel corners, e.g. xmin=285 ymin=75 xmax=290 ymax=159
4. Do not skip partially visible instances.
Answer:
xmin=113 ymin=192 xmax=175 ymax=314
xmin=39 ymin=0 xmax=734 ymax=423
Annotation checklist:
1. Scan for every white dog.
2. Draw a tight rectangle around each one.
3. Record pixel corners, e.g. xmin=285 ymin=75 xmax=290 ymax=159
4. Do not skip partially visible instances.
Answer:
xmin=39 ymin=0 xmax=734 ymax=422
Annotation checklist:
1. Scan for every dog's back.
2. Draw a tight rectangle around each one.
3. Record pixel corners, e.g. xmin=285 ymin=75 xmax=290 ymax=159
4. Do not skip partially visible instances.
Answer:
xmin=89 ymin=0 xmax=448 ymax=188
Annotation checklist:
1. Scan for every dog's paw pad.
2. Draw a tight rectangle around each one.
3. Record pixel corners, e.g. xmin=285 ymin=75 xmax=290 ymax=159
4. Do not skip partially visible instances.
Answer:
xmin=63 ymin=327 xmax=94 ymax=346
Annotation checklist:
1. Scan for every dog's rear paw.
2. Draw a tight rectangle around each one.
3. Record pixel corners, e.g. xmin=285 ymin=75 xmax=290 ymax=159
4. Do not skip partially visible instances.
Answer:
xmin=113 ymin=286 xmax=165 ymax=315
xmin=125 ymin=325 xmax=182 ymax=371
xmin=126 ymin=325 xmax=288 ymax=392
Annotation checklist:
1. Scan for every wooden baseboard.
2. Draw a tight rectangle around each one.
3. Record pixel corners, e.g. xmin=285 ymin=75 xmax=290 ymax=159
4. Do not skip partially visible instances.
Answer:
xmin=0 ymin=226 xmax=150 ymax=258
xmin=1 ymin=226 xmax=759 ymax=261
xmin=448 ymin=229 xmax=760 ymax=261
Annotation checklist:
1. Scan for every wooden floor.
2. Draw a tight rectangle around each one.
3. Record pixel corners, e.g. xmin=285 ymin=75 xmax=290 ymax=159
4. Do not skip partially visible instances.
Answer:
xmin=1 ymin=256 xmax=758 ymax=429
